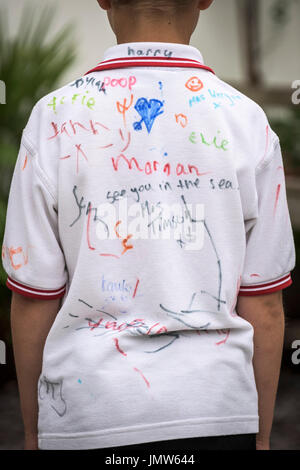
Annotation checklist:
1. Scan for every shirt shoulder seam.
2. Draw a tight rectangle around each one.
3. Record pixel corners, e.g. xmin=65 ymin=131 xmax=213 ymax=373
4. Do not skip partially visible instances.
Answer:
xmin=22 ymin=132 xmax=57 ymax=203
xmin=255 ymin=133 xmax=280 ymax=175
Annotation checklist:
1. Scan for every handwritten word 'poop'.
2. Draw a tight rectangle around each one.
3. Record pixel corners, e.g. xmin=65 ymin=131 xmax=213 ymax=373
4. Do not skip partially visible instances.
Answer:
xmin=103 ymin=76 xmax=137 ymax=91
xmin=71 ymin=75 xmax=137 ymax=94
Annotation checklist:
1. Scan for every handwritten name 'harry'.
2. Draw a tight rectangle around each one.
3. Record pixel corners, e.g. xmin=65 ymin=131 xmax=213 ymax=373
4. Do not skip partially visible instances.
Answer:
xmin=128 ymin=46 xmax=173 ymax=58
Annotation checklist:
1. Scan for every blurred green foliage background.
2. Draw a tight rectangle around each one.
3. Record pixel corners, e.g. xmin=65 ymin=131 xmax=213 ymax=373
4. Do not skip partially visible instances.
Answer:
xmin=0 ymin=5 xmax=76 ymax=382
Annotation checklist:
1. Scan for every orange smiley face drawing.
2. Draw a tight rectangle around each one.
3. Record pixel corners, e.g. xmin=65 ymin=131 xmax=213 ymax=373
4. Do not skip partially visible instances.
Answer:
xmin=185 ymin=76 xmax=204 ymax=92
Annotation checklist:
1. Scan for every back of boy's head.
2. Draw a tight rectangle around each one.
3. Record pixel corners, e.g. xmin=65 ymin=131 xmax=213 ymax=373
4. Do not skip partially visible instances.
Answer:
xmin=99 ymin=0 xmax=213 ymax=41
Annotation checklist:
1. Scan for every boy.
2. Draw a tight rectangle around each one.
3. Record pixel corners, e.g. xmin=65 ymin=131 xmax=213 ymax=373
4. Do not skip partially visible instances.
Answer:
xmin=2 ymin=0 xmax=296 ymax=451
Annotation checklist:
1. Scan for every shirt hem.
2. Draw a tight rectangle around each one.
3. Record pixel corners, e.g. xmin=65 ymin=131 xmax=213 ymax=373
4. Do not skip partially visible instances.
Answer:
xmin=38 ymin=416 xmax=258 ymax=450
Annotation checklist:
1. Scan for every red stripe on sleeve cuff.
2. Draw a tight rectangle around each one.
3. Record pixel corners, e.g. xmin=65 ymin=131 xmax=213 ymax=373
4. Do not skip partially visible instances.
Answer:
xmin=238 ymin=273 xmax=292 ymax=296
xmin=6 ymin=276 xmax=66 ymax=300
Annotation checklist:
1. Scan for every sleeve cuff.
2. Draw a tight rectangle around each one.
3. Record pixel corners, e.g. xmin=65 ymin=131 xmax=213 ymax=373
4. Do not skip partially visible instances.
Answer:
xmin=6 ymin=276 xmax=66 ymax=300
xmin=238 ymin=273 xmax=292 ymax=296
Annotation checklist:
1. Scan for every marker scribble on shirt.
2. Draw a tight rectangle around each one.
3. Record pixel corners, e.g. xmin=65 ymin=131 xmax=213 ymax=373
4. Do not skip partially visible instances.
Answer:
xmin=160 ymin=300 xmax=211 ymax=331
xmin=185 ymin=76 xmax=204 ymax=92
xmin=111 ymin=154 xmax=210 ymax=177
xmin=38 ymin=376 xmax=67 ymax=418
xmin=113 ymin=336 xmax=151 ymax=388
xmin=158 ymin=81 xmax=164 ymax=100
xmin=120 ymin=129 xmax=131 ymax=152
xmin=145 ymin=195 xmax=204 ymax=249
xmin=99 ymin=220 xmax=134 ymax=259
xmin=71 ymin=76 xmax=107 ymax=94
xmin=106 ymin=182 xmax=153 ymax=204
xmin=101 ymin=275 xmax=134 ymax=301
xmin=257 ymin=125 xmax=270 ymax=168
xmin=71 ymin=299 xmax=179 ymax=355
xmin=101 ymin=274 xmax=133 ymax=297
xmin=98 ymin=129 xmax=132 ymax=154
xmin=189 ymin=89 xmax=242 ymax=109
xmin=208 ymin=89 xmax=242 ymax=108
xmin=71 ymin=74 xmax=136 ymax=95
xmin=133 ymin=367 xmax=151 ymax=388
xmin=203 ymin=218 xmax=223 ymax=311
xmin=78 ymin=298 xmax=93 ymax=309
xmin=209 ymin=178 xmax=237 ymax=191
xmin=22 ymin=155 xmax=28 ymax=171
xmin=189 ymin=130 xmax=229 ymax=151
xmin=133 ymin=98 xmax=164 ymax=133
xmin=175 ymin=113 xmax=188 ymax=128
xmin=100 ymin=317 xmax=170 ymax=351
xmin=103 ymin=75 xmax=137 ymax=91
xmin=48 ymin=92 xmax=96 ymax=114
xmin=5 ymin=245 xmax=30 ymax=271
xmin=48 ymin=119 xmax=110 ymax=140
xmin=114 ymin=337 xmax=127 ymax=356
xmin=127 ymin=46 xmax=173 ymax=58
xmin=86 ymin=204 xmax=96 ymax=251
xmin=215 ymin=329 xmax=230 ymax=346
xmin=96 ymin=318 xmax=175 ymax=354
xmin=71 ymin=186 xmax=112 ymax=253
xmin=59 ymin=143 xmax=89 ymax=174
xmin=70 ymin=185 xmax=110 ymax=239
xmin=117 ymin=94 xmax=134 ymax=128
xmin=132 ymin=279 xmax=140 ymax=298
xmin=273 ymin=184 xmax=281 ymax=217
xmin=158 ymin=209 xmax=223 ymax=314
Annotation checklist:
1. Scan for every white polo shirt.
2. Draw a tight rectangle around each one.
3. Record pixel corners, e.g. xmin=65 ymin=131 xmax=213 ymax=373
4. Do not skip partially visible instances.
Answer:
xmin=2 ymin=42 xmax=295 ymax=450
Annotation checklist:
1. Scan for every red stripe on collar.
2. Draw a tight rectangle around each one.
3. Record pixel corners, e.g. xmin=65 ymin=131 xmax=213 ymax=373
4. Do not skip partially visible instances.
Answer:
xmin=85 ymin=57 xmax=215 ymax=75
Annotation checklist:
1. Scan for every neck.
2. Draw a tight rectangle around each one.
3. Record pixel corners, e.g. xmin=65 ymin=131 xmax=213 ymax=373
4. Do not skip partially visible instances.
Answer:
xmin=116 ymin=27 xmax=192 ymax=46
xmin=110 ymin=9 xmax=196 ymax=45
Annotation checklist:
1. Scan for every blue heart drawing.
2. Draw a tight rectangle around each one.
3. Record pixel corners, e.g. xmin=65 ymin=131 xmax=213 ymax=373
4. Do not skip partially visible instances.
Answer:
xmin=133 ymin=98 xmax=164 ymax=134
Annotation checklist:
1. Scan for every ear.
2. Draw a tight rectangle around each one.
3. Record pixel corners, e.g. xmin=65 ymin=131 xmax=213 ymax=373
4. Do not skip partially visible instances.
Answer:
xmin=96 ymin=0 xmax=112 ymax=11
xmin=198 ymin=0 xmax=214 ymax=11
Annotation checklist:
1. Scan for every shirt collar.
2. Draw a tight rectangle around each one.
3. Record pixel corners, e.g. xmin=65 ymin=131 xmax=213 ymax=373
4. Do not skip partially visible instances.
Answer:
xmin=102 ymin=42 xmax=205 ymax=64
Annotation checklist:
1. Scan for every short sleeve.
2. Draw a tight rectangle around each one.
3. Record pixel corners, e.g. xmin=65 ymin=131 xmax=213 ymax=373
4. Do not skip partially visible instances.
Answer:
xmin=1 ymin=134 xmax=68 ymax=299
xmin=239 ymin=134 xmax=296 ymax=296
